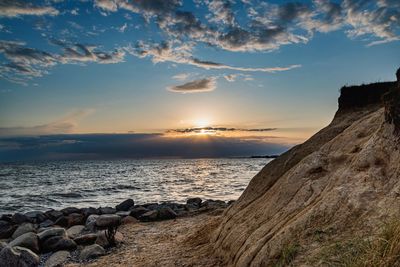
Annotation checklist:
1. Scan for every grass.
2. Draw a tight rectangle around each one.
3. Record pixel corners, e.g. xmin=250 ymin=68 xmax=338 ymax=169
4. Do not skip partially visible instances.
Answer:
xmin=316 ymin=219 xmax=400 ymax=267
xmin=274 ymin=243 xmax=300 ymax=267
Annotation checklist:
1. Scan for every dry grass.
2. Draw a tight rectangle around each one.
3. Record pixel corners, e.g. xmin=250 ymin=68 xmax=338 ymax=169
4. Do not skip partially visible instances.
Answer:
xmin=317 ymin=219 xmax=400 ymax=267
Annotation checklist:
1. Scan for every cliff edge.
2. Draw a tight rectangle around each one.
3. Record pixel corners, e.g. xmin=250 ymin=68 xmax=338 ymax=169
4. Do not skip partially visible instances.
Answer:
xmin=212 ymin=72 xmax=400 ymax=266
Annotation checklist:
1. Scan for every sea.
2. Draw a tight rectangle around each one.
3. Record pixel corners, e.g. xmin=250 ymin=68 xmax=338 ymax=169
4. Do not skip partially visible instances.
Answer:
xmin=0 ymin=158 xmax=271 ymax=214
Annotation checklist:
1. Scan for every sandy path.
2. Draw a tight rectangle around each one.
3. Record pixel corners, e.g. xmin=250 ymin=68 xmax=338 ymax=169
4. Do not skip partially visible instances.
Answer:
xmin=67 ymin=211 xmax=223 ymax=267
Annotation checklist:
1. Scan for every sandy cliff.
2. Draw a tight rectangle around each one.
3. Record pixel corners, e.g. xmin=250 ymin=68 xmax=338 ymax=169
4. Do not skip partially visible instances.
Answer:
xmin=212 ymin=78 xmax=400 ymax=266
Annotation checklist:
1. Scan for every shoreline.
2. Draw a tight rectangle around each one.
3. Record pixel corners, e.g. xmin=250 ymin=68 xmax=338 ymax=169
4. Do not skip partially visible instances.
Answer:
xmin=0 ymin=198 xmax=231 ymax=267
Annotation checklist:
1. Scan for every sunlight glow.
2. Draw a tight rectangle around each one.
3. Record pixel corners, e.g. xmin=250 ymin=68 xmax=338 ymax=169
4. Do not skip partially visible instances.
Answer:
xmin=194 ymin=118 xmax=210 ymax=128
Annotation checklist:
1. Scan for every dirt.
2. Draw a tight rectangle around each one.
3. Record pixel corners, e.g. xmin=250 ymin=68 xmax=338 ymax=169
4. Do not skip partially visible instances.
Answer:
xmin=66 ymin=211 xmax=223 ymax=267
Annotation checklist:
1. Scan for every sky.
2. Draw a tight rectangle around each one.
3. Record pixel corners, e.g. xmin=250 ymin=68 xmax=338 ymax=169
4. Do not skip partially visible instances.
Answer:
xmin=0 ymin=0 xmax=399 ymax=161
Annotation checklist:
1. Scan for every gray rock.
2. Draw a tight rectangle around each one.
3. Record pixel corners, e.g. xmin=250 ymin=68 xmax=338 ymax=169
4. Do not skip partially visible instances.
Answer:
xmin=9 ymin=232 xmax=39 ymax=253
xmin=115 ymin=199 xmax=134 ymax=211
xmin=39 ymin=220 xmax=55 ymax=229
xmin=73 ymin=233 xmax=98 ymax=246
xmin=138 ymin=210 xmax=158 ymax=222
xmin=79 ymin=244 xmax=105 ymax=260
xmin=0 ymin=241 xmax=7 ymax=251
xmin=0 ymin=246 xmax=39 ymax=267
xmin=54 ymin=216 xmax=68 ymax=228
xmin=66 ymin=225 xmax=84 ymax=239
xmin=95 ymin=215 xmax=121 ymax=228
xmin=60 ymin=207 xmax=80 ymax=216
xmin=66 ymin=213 xmax=84 ymax=227
xmin=0 ymin=220 xmax=16 ymax=239
xmin=80 ymin=207 xmax=98 ymax=218
xmin=44 ymin=210 xmax=63 ymax=221
xmin=41 ymin=236 xmax=77 ymax=253
xmin=44 ymin=250 xmax=70 ymax=267
xmin=12 ymin=223 xmax=36 ymax=239
xmin=129 ymin=206 xmax=149 ymax=219
xmin=38 ymin=228 xmax=66 ymax=242
xmin=158 ymin=207 xmax=177 ymax=220
xmin=24 ymin=211 xmax=46 ymax=224
xmin=11 ymin=213 xmax=30 ymax=224
xmin=84 ymin=215 xmax=99 ymax=232
xmin=95 ymin=231 xmax=123 ymax=248
xmin=115 ymin=211 xmax=131 ymax=217
xmin=98 ymin=207 xmax=116 ymax=215
xmin=121 ymin=216 xmax=138 ymax=225
xmin=186 ymin=197 xmax=202 ymax=207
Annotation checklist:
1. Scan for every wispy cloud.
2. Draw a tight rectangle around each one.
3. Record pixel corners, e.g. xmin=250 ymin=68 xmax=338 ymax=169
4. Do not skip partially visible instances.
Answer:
xmin=168 ymin=126 xmax=277 ymax=134
xmin=0 ymin=0 xmax=59 ymax=17
xmin=167 ymin=77 xmax=216 ymax=93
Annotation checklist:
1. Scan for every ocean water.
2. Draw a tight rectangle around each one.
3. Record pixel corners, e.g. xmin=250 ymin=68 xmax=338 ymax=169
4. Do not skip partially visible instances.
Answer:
xmin=0 ymin=158 xmax=270 ymax=214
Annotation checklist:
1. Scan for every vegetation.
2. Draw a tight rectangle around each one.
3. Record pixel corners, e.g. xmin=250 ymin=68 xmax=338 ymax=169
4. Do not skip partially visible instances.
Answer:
xmin=274 ymin=243 xmax=300 ymax=267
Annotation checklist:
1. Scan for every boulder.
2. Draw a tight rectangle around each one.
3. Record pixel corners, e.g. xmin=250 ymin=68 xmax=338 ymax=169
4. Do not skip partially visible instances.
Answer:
xmin=60 ymin=207 xmax=80 ymax=216
xmin=95 ymin=215 xmax=121 ymax=228
xmin=39 ymin=219 xmax=55 ymax=229
xmin=24 ymin=211 xmax=47 ymax=224
xmin=67 ymin=213 xmax=85 ymax=227
xmin=41 ymin=236 xmax=76 ymax=253
xmin=116 ymin=211 xmax=131 ymax=217
xmin=0 ymin=220 xmax=16 ymax=239
xmin=66 ymin=225 xmax=84 ymax=239
xmin=121 ymin=216 xmax=138 ymax=225
xmin=142 ymin=203 xmax=159 ymax=210
xmin=73 ymin=233 xmax=98 ymax=246
xmin=54 ymin=216 xmax=69 ymax=228
xmin=98 ymin=207 xmax=116 ymax=215
xmin=12 ymin=223 xmax=36 ymax=239
xmin=11 ymin=213 xmax=30 ymax=224
xmin=0 ymin=214 xmax=12 ymax=222
xmin=37 ymin=228 xmax=66 ymax=242
xmin=79 ymin=244 xmax=105 ymax=260
xmin=186 ymin=197 xmax=202 ymax=207
xmin=84 ymin=215 xmax=99 ymax=232
xmin=0 ymin=241 xmax=7 ymax=251
xmin=129 ymin=206 xmax=149 ymax=219
xmin=200 ymin=199 xmax=227 ymax=210
xmin=158 ymin=207 xmax=177 ymax=220
xmin=9 ymin=232 xmax=39 ymax=253
xmin=44 ymin=250 xmax=70 ymax=267
xmin=95 ymin=231 xmax=123 ymax=248
xmin=115 ymin=199 xmax=135 ymax=211
xmin=80 ymin=207 xmax=98 ymax=218
xmin=0 ymin=246 xmax=39 ymax=267
xmin=44 ymin=210 xmax=63 ymax=221
xmin=138 ymin=210 xmax=158 ymax=222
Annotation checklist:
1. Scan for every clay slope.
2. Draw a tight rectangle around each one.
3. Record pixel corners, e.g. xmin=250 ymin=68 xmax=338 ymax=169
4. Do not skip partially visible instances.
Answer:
xmin=212 ymin=81 xmax=400 ymax=266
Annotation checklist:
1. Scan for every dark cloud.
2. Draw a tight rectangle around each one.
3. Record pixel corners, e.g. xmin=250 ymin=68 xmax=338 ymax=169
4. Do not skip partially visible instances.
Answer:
xmin=0 ymin=0 xmax=59 ymax=17
xmin=167 ymin=77 xmax=216 ymax=93
xmin=0 ymin=133 xmax=290 ymax=162
xmin=168 ymin=127 xmax=277 ymax=133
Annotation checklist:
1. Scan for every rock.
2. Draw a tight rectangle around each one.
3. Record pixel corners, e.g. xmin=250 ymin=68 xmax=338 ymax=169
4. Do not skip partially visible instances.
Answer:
xmin=115 ymin=199 xmax=135 ymax=211
xmin=9 ymin=232 xmax=40 ymax=253
xmin=79 ymin=244 xmax=105 ymax=260
xmin=187 ymin=197 xmax=202 ymax=207
xmin=73 ymin=234 xmax=98 ymax=246
xmin=84 ymin=215 xmax=99 ymax=232
xmin=0 ymin=246 xmax=39 ymax=267
xmin=37 ymin=228 xmax=66 ymax=242
xmin=80 ymin=207 xmax=98 ymax=218
xmin=41 ymin=236 xmax=77 ymax=253
xmin=60 ymin=207 xmax=80 ymax=216
xmin=44 ymin=210 xmax=63 ymax=221
xmin=142 ymin=203 xmax=159 ymax=210
xmin=54 ymin=216 xmax=69 ymax=228
xmin=95 ymin=215 xmax=121 ymax=228
xmin=66 ymin=225 xmax=84 ymax=239
xmin=95 ymin=231 xmax=123 ymax=248
xmin=44 ymin=250 xmax=70 ymax=267
xmin=0 ymin=220 xmax=16 ymax=239
xmin=121 ymin=216 xmax=138 ymax=225
xmin=200 ymin=199 xmax=227 ymax=210
xmin=129 ymin=206 xmax=149 ymax=219
xmin=116 ymin=211 xmax=131 ymax=217
xmin=12 ymin=223 xmax=36 ymax=239
xmin=0 ymin=241 xmax=7 ymax=251
xmin=0 ymin=214 xmax=12 ymax=222
xmin=67 ymin=213 xmax=85 ymax=227
xmin=11 ymin=213 xmax=30 ymax=224
xmin=98 ymin=207 xmax=116 ymax=215
xmin=138 ymin=210 xmax=158 ymax=222
xmin=39 ymin=220 xmax=55 ymax=229
xmin=24 ymin=211 xmax=47 ymax=224
xmin=158 ymin=207 xmax=177 ymax=220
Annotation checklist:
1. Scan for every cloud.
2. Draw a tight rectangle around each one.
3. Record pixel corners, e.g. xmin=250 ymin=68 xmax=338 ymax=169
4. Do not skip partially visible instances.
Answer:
xmin=118 ymin=22 xmax=128 ymax=33
xmin=172 ymin=73 xmax=190 ymax=81
xmin=0 ymin=109 xmax=94 ymax=137
xmin=167 ymin=77 xmax=216 ymax=93
xmin=0 ymin=40 xmax=125 ymax=84
xmin=224 ymin=74 xmax=237 ymax=82
xmin=168 ymin=126 xmax=277 ymax=134
xmin=0 ymin=133 xmax=290 ymax=162
xmin=0 ymin=0 xmax=59 ymax=17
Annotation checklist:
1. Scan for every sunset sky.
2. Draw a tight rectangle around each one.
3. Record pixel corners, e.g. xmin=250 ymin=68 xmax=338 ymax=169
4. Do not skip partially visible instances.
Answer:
xmin=0 ymin=0 xmax=399 ymax=160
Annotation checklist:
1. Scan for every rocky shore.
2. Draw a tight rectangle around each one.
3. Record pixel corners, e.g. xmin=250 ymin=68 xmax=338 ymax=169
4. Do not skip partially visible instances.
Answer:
xmin=0 ymin=198 xmax=231 ymax=267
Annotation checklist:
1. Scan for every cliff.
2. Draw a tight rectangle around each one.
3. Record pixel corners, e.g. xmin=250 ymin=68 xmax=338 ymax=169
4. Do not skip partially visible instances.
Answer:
xmin=212 ymin=75 xmax=400 ymax=266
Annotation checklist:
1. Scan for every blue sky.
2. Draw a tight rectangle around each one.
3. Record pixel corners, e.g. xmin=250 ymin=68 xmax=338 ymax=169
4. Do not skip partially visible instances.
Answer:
xmin=0 ymin=0 xmax=399 ymax=160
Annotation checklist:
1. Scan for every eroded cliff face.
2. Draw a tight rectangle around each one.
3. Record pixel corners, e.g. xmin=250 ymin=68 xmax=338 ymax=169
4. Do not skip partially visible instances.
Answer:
xmin=212 ymin=80 xmax=400 ymax=266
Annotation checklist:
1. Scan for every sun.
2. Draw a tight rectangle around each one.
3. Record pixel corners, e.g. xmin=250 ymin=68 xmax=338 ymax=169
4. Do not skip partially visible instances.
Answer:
xmin=194 ymin=118 xmax=210 ymax=128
